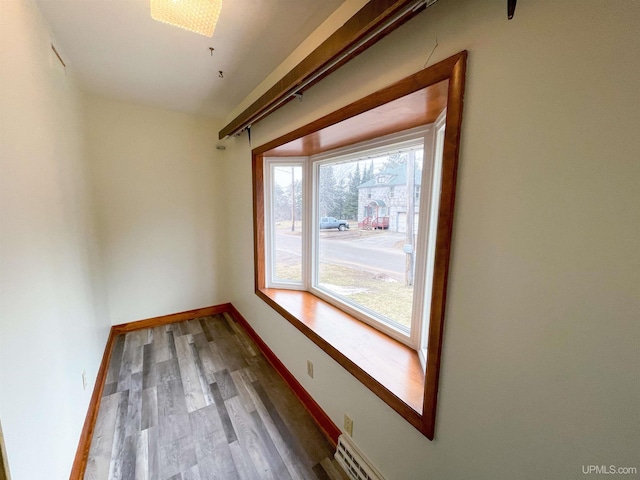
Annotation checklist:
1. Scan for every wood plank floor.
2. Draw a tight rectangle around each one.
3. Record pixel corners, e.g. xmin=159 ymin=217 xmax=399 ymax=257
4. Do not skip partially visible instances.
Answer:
xmin=84 ymin=313 xmax=348 ymax=480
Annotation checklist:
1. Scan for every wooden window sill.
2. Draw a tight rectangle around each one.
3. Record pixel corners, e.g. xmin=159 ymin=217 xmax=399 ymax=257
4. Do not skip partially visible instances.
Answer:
xmin=257 ymin=288 xmax=425 ymax=420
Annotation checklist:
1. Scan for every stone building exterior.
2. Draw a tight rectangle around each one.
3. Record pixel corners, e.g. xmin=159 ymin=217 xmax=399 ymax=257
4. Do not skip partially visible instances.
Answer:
xmin=357 ymin=164 xmax=421 ymax=232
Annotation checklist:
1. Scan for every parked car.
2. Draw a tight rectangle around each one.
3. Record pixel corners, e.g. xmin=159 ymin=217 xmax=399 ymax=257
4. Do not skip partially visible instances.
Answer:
xmin=320 ymin=217 xmax=349 ymax=231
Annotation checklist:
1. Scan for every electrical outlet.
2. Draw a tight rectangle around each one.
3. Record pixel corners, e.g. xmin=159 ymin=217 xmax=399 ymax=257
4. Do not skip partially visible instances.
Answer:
xmin=82 ymin=370 xmax=87 ymax=390
xmin=344 ymin=414 xmax=353 ymax=436
xmin=307 ymin=360 xmax=314 ymax=378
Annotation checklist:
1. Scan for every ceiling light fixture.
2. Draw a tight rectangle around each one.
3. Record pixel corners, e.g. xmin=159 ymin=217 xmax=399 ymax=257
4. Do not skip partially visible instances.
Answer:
xmin=151 ymin=0 xmax=222 ymax=37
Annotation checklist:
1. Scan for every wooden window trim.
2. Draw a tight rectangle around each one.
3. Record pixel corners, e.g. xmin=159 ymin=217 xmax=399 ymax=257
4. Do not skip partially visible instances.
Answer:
xmin=252 ymin=52 xmax=467 ymax=439
xmin=257 ymin=288 xmax=425 ymax=418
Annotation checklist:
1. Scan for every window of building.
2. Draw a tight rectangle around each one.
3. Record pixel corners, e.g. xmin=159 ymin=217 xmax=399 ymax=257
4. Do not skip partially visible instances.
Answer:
xmin=264 ymin=162 xmax=304 ymax=286
xmin=265 ymin=124 xmax=445 ymax=352
xmin=252 ymin=52 xmax=467 ymax=440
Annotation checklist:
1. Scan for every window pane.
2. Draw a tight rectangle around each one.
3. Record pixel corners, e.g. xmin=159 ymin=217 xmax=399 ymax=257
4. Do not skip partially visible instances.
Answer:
xmin=271 ymin=165 xmax=303 ymax=283
xmin=316 ymin=149 xmax=423 ymax=331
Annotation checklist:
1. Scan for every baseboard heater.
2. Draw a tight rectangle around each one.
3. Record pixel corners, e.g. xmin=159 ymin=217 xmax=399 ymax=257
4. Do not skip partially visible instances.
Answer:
xmin=335 ymin=434 xmax=385 ymax=480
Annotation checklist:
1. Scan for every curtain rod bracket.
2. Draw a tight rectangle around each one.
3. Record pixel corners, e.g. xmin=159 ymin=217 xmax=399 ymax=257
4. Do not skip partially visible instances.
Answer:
xmin=507 ymin=0 xmax=517 ymax=19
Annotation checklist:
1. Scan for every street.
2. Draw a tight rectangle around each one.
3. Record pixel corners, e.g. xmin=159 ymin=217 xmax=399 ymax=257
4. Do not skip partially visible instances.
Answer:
xmin=275 ymin=230 xmax=407 ymax=281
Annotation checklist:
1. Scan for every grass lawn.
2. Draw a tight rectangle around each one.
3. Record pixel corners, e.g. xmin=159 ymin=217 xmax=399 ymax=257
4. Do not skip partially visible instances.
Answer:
xmin=320 ymin=263 xmax=413 ymax=328
xmin=275 ymin=260 xmax=302 ymax=283
xmin=276 ymin=262 xmax=413 ymax=328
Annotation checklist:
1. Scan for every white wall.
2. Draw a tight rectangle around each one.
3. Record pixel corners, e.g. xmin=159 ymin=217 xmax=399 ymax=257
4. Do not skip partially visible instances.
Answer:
xmin=0 ymin=1 xmax=111 ymax=479
xmin=85 ymin=96 xmax=228 ymax=325
xmin=220 ymin=0 xmax=640 ymax=478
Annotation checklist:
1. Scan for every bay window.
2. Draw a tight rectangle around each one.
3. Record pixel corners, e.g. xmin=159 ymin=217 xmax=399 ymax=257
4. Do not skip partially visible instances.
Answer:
xmin=264 ymin=121 xmax=446 ymax=365
xmin=252 ymin=51 xmax=467 ymax=439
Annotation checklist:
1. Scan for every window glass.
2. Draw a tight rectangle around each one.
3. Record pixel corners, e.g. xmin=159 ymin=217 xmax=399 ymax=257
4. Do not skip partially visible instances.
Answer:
xmin=270 ymin=164 xmax=303 ymax=284
xmin=264 ymin=124 xmax=447 ymax=348
xmin=315 ymin=147 xmax=424 ymax=332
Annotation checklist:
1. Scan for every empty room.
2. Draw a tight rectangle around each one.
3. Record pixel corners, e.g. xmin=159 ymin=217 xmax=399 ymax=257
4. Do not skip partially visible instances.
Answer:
xmin=0 ymin=0 xmax=638 ymax=479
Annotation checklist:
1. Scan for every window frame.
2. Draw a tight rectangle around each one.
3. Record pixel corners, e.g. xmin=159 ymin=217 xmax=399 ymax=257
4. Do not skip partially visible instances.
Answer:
xmin=252 ymin=52 xmax=467 ymax=440
xmin=310 ymin=132 xmax=428 ymax=347
xmin=264 ymin=158 xmax=307 ymax=290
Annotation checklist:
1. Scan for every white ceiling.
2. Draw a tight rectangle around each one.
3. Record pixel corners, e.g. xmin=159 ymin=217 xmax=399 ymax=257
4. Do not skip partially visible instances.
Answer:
xmin=35 ymin=0 xmax=344 ymax=119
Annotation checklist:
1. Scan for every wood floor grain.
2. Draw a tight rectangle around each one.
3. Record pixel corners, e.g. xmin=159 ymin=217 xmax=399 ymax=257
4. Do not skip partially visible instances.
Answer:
xmin=85 ymin=314 xmax=347 ymax=480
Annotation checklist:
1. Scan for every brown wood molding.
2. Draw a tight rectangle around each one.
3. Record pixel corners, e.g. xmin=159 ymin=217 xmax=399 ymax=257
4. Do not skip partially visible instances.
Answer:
xmin=0 ymin=419 xmax=11 ymax=480
xmin=112 ymin=305 xmax=229 ymax=333
xmin=251 ymin=51 xmax=467 ymax=440
xmin=218 ymin=0 xmax=429 ymax=139
xmin=69 ymin=327 xmax=117 ymax=480
xmin=422 ymin=51 xmax=467 ymax=437
xmin=262 ymin=80 xmax=449 ymax=157
xmin=253 ymin=153 xmax=266 ymax=293
xmin=256 ymin=54 xmax=460 ymax=157
xmin=226 ymin=304 xmax=342 ymax=446
xmin=258 ymin=288 xmax=425 ymax=423
xmin=70 ymin=303 xmax=342 ymax=478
